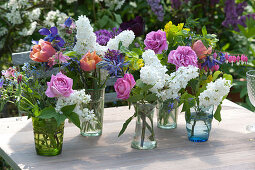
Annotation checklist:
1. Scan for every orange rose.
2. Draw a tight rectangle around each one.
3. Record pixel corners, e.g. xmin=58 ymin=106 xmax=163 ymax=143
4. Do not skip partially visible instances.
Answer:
xmin=192 ymin=40 xmax=212 ymax=59
xmin=30 ymin=39 xmax=56 ymax=62
xmin=80 ymin=51 xmax=102 ymax=71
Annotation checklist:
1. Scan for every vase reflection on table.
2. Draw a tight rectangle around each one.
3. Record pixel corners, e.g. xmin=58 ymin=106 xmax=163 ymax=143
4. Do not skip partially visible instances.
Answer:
xmin=246 ymin=70 xmax=255 ymax=132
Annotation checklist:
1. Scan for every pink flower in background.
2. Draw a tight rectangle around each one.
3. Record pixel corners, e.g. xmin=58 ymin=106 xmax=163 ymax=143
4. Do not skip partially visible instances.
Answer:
xmin=45 ymin=72 xmax=73 ymax=98
xmin=168 ymin=46 xmax=198 ymax=69
xmin=48 ymin=52 xmax=70 ymax=67
xmin=2 ymin=67 xmax=17 ymax=79
xmin=114 ymin=74 xmax=136 ymax=100
xmin=144 ymin=30 xmax=168 ymax=54
xmin=192 ymin=40 xmax=212 ymax=59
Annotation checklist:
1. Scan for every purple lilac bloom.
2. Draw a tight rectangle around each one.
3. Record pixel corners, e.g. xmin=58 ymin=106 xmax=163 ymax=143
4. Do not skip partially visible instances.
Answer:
xmin=237 ymin=14 xmax=255 ymax=27
xmin=120 ymin=16 xmax=145 ymax=37
xmin=222 ymin=0 xmax=249 ymax=31
xmin=95 ymin=28 xmax=122 ymax=46
xmin=171 ymin=0 xmax=182 ymax=9
xmin=210 ymin=0 xmax=219 ymax=5
xmin=147 ymin=0 xmax=164 ymax=21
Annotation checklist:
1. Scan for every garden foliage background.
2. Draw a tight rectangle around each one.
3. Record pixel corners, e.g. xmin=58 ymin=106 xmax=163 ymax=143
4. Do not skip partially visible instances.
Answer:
xmin=0 ymin=0 xmax=255 ymax=111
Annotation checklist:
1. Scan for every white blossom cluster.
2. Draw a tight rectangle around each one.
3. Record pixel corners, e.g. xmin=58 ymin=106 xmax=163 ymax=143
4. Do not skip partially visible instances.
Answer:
xmin=19 ymin=21 xmax=37 ymax=36
xmin=73 ymin=15 xmax=135 ymax=56
xmin=43 ymin=10 xmax=68 ymax=27
xmin=140 ymin=50 xmax=199 ymax=101
xmin=55 ymin=89 xmax=96 ymax=123
xmin=66 ymin=0 xmax=78 ymax=3
xmin=95 ymin=0 xmax=125 ymax=11
xmin=199 ymin=77 xmax=232 ymax=108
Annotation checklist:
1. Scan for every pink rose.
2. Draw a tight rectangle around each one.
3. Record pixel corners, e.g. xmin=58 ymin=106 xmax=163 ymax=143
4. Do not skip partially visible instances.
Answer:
xmin=114 ymin=74 xmax=136 ymax=100
xmin=45 ymin=72 xmax=73 ymax=98
xmin=144 ymin=30 xmax=168 ymax=54
xmin=168 ymin=46 xmax=198 ymax=70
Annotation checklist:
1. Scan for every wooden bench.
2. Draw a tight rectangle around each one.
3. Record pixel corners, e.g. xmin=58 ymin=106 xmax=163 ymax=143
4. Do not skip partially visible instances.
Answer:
xmin=12 ymin=51 xmax=119 ymax=103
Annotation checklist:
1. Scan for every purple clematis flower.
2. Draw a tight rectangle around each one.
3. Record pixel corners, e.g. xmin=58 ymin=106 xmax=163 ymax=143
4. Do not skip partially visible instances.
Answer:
xmin=39 ymin=27 xmax=65 ymax=47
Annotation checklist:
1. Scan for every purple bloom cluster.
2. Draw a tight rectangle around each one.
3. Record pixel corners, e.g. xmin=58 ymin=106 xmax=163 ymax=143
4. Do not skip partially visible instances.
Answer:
xmin=95 ymin=28 xmax=122 ymax=46
xmin=120 ymin=16 xmax=145 ymax=37
xmin=171 ymin=0 xmax=182 ymax=9
xmin=222 ymin=0 xmax=252 ymax=31
xmin=147 ymin=0 xmax=164 ymax=21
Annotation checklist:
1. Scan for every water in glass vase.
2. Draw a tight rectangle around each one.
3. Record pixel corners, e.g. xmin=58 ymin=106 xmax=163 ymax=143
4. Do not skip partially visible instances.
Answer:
xmin=157 ymin=99 xmax=181 ymax=129
xmin=131 ymin=103 xmax=157 ymax=150
xmin=80 ymin=88 xmax=105 ymax=136
xmin=186 ymin=106 xmax=214 ymax=142
xmin=32 ymin=117 xmax=64 ymax=156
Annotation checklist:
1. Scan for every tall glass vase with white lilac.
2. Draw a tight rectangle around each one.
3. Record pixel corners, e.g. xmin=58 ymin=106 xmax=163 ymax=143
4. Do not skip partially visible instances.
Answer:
xmin=60 ymin=15 xmax=136 ymax=136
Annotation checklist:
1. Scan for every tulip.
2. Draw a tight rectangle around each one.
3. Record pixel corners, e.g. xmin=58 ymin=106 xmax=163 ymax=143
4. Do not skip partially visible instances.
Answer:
xmin=30 ymin=39 xmax=56 ymax=62
xmin=80 ymin=51 xmax=102 ymax=71
xmin=192 ymin=40 xmax=212 ymax=59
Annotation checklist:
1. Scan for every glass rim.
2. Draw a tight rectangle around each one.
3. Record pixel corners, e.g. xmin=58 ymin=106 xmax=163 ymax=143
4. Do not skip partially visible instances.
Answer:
xmin=246 ymin=70 xmax=255 ymax=77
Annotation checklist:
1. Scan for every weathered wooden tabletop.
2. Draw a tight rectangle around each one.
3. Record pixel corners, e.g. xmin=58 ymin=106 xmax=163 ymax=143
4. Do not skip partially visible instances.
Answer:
xmin=1 ymin=100 xmax=255 ymax=170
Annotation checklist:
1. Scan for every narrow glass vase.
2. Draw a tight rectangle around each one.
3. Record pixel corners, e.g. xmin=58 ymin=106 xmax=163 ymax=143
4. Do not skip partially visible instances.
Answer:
xmin=80 ymin=88 xmax=105 ymax=136
xmin=157 ymin=99 xmax=181 ymax=129
xmin=186 ymin=106 xmax=214 ymax=142
xmin=131 ymin=103 xmax=157 ymax=150
xmin=32 ymin=117 xmax=64 ymax=156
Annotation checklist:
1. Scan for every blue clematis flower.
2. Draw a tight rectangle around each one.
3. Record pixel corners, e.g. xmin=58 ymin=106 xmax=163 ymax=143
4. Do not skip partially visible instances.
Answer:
xmin=201 ymin=55 xmax=222 ymax=69
xmin=64 ymin=17 xmax=72 ymax=27
xmin=39 ymin=27 xmax=65 ymax=47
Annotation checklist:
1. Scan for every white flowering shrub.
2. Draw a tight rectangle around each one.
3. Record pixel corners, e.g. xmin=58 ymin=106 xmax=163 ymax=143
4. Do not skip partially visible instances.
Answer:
xmin=0 ymin=0 xmax=68 ymax=59
xmin=95 ymin=0 xmax=125 ymax=11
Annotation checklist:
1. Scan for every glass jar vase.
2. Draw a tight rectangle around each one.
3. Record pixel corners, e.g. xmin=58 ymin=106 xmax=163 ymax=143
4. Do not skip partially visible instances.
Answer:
xmin=131 ymin=103 xmax=157 ymax=150
xmin=186 ymin=105 xmax=214 ymax=142
xmin=80 ymin=88 xmax=105 ymax=136
xmin=157 ymin=99 xmax=181 ymax=129
xmin=32 ymin=117 xmax=64 ymax=156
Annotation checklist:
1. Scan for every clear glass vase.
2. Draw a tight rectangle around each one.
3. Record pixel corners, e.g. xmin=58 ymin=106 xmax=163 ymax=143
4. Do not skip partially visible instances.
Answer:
xmin=80 ymin=88 xmax=105 ymax=136
xmin=157 ymin=99 xmax=181 ymax=129
xmin=186 ymin=105 xmax=214 ymax=142
xmin=131 ymin=103 xmax=157 ymax=150
xmin=32 ymin=117 xmax=64 ymax=156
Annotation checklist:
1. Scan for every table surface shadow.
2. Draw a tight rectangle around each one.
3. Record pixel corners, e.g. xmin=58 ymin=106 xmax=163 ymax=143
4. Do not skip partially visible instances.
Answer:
xmin=1 ymin=100 xmax=255 ymax=170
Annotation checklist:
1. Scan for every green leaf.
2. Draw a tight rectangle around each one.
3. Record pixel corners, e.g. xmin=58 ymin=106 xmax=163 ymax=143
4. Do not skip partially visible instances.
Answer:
xmin=202 ymin=26 xmax=207 ymax=37
xmin=240 ymin=87 xmax=247 ymax=98
xmin=38 ymin=106 xmax=57 ymax=119
xmin=64 ymin=112 xmax=80 ymax=128
xmin=127 ymin=94 xmax=144 ymax=103
xmin=222 ymin=43 xmax=230 ymax=51
xmin=223 ymin=74 xmax=233 ymax=84
xmin=212 ymin=71 xmax=222 ymax=81
xmin=98 ymin=15 xmax=109 ymax=27
xmin=214 ymin=104 xmax=222 ymax=122
xmin=144 ymin=93 xmax=157 ymax=102
xmin=55 ymin=114 xmax=67 ymax=127
xmin=63 ymin=51 xmax=78 ymax=57
xmin=132 ymin=48 xmax=143 ymax=55
xmin=114 ymin=13 xmax=122 ymax=24
xmin=118 ymin=114 xmax=135 ymax=137
xmin=61 ymin=104 xmax=76 ymax=115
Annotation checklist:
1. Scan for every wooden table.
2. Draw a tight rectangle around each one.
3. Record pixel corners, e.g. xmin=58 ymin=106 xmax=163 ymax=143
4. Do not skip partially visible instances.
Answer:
xmin=1 ymin=100 xmax=255 ymax=170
